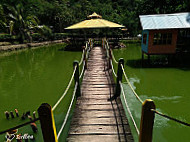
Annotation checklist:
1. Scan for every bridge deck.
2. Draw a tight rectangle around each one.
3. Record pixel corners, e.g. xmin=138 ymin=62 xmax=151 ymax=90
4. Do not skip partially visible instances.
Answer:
xmin=67 ymin=47 xmax=134 ymax=142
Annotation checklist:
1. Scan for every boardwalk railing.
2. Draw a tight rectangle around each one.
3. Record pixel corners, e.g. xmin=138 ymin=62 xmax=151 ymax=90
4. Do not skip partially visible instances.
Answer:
xmin=103 ymin=38 xmax=190 ymax=142
xmin=0 ymin=39 xmax=92 ymax=142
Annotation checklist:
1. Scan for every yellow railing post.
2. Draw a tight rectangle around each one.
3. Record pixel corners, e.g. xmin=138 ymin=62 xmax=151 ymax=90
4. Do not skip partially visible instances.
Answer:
xmin=38 ymin=103 xmax=58 ymax=142
xmin=139 ymin=99 xmax=156 ymax=142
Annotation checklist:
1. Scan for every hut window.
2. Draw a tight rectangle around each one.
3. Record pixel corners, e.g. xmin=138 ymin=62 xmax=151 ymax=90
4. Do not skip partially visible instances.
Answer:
xmin=143 ymin=34 xmax=147 ymax=45
xmin=153 ymin=33 xmax=172 ymax=45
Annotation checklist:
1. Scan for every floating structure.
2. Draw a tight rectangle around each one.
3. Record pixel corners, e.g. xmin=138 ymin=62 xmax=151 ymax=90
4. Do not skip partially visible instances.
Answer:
xmin=139 ymin=12 xmax=190 ymax=59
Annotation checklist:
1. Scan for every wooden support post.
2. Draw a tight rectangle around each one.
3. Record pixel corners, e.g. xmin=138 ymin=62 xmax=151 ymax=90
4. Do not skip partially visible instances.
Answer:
xmin=148 ymin=54 xmax=150 ymax=65
xmin=73 ymin=61 xmax=81 ymax=97
xmin=102 ymin=39 xmax=104 ymax=49
xmin=142 ymin=52 xmax=144 ymax=67
xmin=38 ymin=103 xmax=58 ymax=142
xmin=139 ymin=99 xmax=156 ymax=142
xmin=108 ymin=48 xmax=112 ymax=69
xmin=109 ymin=49 xmax=112 ymax=60
xmin=115 ymin=58 xmax=124 ymax=98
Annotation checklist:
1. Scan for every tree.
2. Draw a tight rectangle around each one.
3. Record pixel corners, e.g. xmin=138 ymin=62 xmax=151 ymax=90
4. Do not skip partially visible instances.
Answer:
xmin=2 ymin=3 xmax=41 ymax=43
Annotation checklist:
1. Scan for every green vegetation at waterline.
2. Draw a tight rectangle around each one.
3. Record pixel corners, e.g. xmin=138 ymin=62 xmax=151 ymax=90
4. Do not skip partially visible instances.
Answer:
xmin=0 ymin=43 xmax=82 ymax=141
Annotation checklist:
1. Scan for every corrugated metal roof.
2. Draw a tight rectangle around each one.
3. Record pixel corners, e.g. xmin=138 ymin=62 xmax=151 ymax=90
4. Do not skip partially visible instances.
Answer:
xmin=139 ymin=12 xmax=190 ymax=30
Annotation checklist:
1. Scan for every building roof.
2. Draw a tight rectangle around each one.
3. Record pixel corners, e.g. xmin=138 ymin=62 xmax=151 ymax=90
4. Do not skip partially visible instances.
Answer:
xmin=65 ymin=12 xmax=124 ymax=30
xmin=87 ymin=12 xmax=102 ymax=19
xmin=139 ymin=12 xmax=190 ymax=30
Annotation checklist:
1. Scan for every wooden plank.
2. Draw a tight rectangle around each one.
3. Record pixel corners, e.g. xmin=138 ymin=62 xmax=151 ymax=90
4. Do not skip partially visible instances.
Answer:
xmin=67 ymin=134 xmax=134 ymax=142
xmin=67 ymin=46 xmax=133 ymax=142
xmin=69 ymin=125 xmax=131 ymax=135
xmin=72 ymin=110 xmax=125 ymax=118
xmin=76 ymin=103 xmax=123 ymax=110
xmin=81 ymin=88 xmax=112 ymax=92
xmin=70 ymin=117 xmax=128 ymax=125
xmin=67 ymin=135 xmax=121 ymax=142
xmin=81 ymin=84 xmax=114 ymax=88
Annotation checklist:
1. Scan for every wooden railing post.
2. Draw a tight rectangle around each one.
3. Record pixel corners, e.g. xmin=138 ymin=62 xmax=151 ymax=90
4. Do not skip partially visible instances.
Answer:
xmin=139 ymin=99 xmax=156 ymax=142
xmin=114 ymin=58 xmax=124 ymax=98
xmin=38 ymin=103 xmax=58 ymax=142
xmin=102 ymin=38 xmax=104 ymax=49
xmin=108 ymin=44 xmax=112 ymax=69
xmin=73 ymin=61 xmax=81 ymax=97
xmin=84 ymin=47 xmax=87 ymax=70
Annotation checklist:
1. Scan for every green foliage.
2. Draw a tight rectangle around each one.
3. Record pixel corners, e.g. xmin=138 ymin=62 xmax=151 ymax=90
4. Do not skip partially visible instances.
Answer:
xmin=31 ymin=33 xmax=68 ymax=41
xmin=31 ymin=33 xmax=42 ymax=41
xmin=0 ymin=34 xmax=17 ymax=42
xmin=0 ymin=0 xmax=189 ymax=37
xmin=53 ymin=33 xmax=68 ymax=40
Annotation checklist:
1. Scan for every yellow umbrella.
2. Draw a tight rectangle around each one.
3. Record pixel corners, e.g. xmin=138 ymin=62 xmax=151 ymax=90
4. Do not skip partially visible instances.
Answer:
xmin=65 ymin=12 xmax=125 ymax=30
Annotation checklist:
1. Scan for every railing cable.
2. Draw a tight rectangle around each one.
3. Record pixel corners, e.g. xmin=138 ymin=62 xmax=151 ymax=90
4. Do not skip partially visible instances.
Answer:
xmin=120 ymin=81 xmax=140 ymax=135
xmin=111 ymin=50 xmax=118 ymax=64
xmin=151 ymin=109 xmax=190 ymax=127
xmin=79 ymin=49 xmax=85 ymax=66
xmin=110 ymin=59 xmax=117 ymax=77
xmin=52 ymin=65 xmax=77 ymax=111
xmin=0 ymin=118 xmax=39 ymax=135
xmin=79 ymin=61 xmax=85 ymax=79
xmin=57 ymin=82 xmax=78 ymax=139
xmin=121 ymin=64 xmax=143 ymax=104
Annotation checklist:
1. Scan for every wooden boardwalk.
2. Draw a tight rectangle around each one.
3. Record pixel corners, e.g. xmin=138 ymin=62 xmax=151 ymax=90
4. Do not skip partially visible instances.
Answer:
xmin=67 ymin=47 xmax=134 ymax=142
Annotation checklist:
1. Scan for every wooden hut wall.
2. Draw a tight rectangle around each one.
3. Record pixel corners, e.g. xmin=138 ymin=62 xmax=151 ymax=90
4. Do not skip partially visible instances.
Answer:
xmin=147 ymin=29 xmax=178 ymax=54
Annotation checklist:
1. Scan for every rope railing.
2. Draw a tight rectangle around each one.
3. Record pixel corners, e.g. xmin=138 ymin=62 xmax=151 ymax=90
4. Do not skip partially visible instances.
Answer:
xmin=151 ymin=109 xmax=190 ymax=127
xmin=110 ymin=59 xmax=117 ymax=77
xmin=103 ymin=39 xmax=190 ymax=142
xmin=120 ymin=81 xmax=140 ymax=135
xmin=79 ymin=61 xmax=85 ymax=79
xmin=55 ymin=39 xmax=92 ymax=139
xmin=57 ymin=82 xmax=78 ymax=139
xmin=79 ymin=49 xmax=85 ymax=66
xmin=79 ymin=41 xmax=89 ymax=66
xmin=111 ymin=50 xmax=118 ymax=64
xmin=120 ymin=64 xmax=143 ymax=104
xmin=0 ymin=40 xmax=91 ymax=141
xmin=120 ymin=61 xmax=190 ymax=127
xmin=52 ymin=65 xmax=77 ymax=111
xmin=0 ymin=118 xmax=39 ymax=135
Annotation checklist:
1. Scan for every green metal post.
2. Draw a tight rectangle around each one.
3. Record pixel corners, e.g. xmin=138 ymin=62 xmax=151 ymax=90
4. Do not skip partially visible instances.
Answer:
xmin=38 ymin=103 xmax=58 ymax=142
xmin=115 ymin=58 xmax=124 ymax=98
xmin=73 ymin=61 xmax=81 ymax=97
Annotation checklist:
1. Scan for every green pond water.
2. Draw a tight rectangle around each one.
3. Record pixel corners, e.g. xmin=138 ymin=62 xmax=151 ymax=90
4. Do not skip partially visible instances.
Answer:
xmin=1 ymin=42 xmax=190 ymax=142
xmin=0 ymin=44 xmax=82 ymax=141
xmin=113 ymin=43 xmax=190 ymax=142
